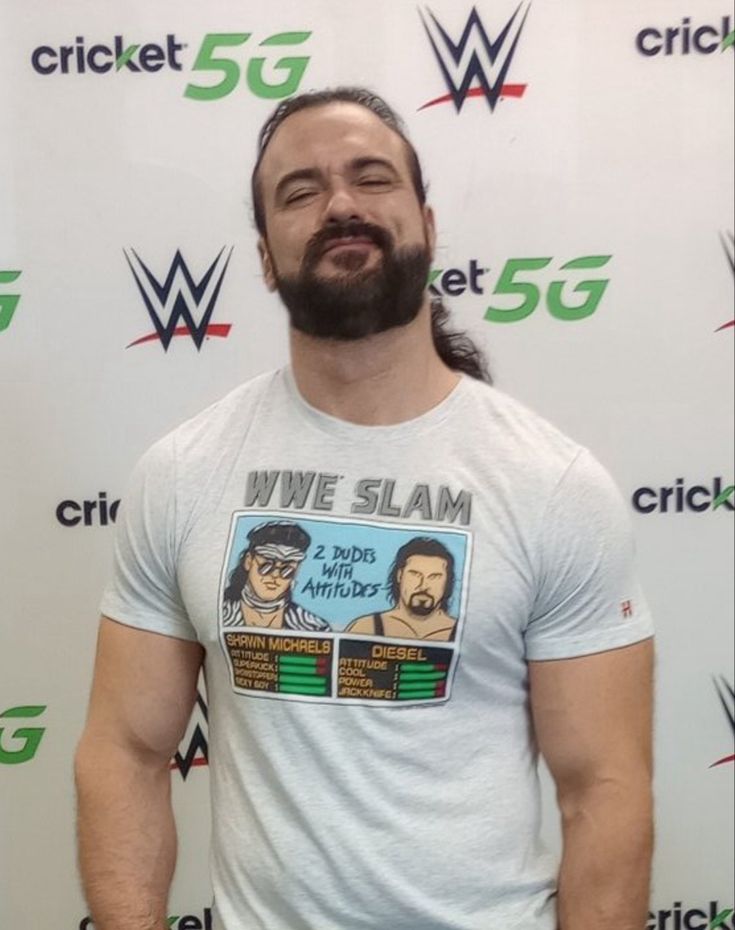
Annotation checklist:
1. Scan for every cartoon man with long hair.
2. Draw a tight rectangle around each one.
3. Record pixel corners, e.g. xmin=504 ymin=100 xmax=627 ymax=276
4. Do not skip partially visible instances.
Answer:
xmin=222 ymin=520 xmax=329 ymax=631
xmin=347 ymin=537 xmax=457 ymax=640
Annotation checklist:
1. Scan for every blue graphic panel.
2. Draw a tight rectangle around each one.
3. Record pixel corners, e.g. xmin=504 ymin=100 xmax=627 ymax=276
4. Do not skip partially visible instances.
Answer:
xmin=223 ymin=512 xmax=469 ymax=630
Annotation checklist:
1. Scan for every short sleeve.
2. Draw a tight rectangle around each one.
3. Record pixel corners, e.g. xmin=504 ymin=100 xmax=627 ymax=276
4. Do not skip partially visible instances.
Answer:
xmin=99 ymin=435 xmax=199 ymax=642
xmin=525 ymin=449 xmax=654 ymax=660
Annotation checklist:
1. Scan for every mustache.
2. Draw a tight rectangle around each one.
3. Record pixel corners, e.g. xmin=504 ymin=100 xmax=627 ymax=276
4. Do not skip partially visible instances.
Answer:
xmin=302 ymin=221 xmax=394 ymax=269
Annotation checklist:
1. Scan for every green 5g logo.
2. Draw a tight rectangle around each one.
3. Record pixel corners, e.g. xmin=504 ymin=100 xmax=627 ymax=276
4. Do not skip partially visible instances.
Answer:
xmin=185 ymin=31 xmax=311 ymax=101
xmin=0 ymin=705 xmax=47 ymax=765
xmin=0 ymin=270 xmax=21 ymax=333
xmin=484 ymin=255 xmax=612 ymax=323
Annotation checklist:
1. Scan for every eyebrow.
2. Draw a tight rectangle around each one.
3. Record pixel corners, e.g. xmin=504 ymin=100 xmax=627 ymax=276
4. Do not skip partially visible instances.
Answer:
xmin=350 ymin=156 xmax=400 ymax=176
xmin=273 ymin=156 xmax=400 ymax=202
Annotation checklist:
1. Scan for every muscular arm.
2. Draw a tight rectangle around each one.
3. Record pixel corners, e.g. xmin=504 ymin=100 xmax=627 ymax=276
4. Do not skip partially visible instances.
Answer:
xmin=529 ymin=638 xmax=654 ymax=930
xmin=75 ymin=617 xmax=204 ymax=930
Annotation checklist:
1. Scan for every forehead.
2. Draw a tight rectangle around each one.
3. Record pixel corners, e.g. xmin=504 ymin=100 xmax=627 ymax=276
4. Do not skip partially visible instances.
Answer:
xmin=404 ymin=554 xmax=447 ymax=573
xmin=251 ymin=552 xmax=296 ymax=564
xmin=259 ymin=102 xmax=412 ymax=188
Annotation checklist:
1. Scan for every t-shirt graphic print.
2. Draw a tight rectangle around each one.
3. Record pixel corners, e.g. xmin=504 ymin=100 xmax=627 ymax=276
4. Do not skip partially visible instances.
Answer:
xmin=218 ymin=510 xmax=471 ymax=706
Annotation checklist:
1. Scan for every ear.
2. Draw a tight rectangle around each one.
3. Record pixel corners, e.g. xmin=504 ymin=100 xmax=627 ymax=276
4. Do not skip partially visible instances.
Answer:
xmin=244 ymin=553 xmax=253 ymax=571
xmin=258 ymin=238 xmax=277 ymax=292
xmin=423 ymin=205 xmax=436 ymax=258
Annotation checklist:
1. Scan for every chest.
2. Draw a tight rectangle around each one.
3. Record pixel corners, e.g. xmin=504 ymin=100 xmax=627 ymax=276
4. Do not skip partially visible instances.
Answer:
xmin=177 ymin=459 xmax=537 ymax=707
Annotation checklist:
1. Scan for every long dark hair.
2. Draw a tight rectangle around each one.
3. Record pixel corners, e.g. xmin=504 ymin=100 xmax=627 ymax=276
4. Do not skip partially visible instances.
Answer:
xmin=251 ymin=87 xmax=492 ymax=384
xmin=223 ymin=521 xmax=311 ymax=602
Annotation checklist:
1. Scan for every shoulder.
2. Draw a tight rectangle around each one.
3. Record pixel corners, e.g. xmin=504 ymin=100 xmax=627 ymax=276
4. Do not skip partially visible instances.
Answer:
xmin=345 ymin=615 xmax=375 ymax=633
xmin=167 ymin=369 xmax=282 ymax=458
xmin=285 ymin=603 xmax=331 ymax=632
xmin=458 ymin=377 xmax=585 ymax=486
xmin=221 ymin=600 xmax=243 ymax=627
xmin=133 ymin=369 xmax=282 ymax=477
xmin=121 ymin=369 xmax=283 ymax=522
xmin=463 ymin=378 xmax=581 ymax=458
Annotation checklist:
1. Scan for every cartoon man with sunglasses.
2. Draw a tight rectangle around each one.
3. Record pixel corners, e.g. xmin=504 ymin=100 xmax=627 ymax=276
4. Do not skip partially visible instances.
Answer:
xmin=222 ymin=520 xmax=330 ymax=632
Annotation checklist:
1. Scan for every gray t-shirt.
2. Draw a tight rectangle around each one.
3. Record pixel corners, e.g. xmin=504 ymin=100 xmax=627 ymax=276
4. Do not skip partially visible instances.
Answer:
xmin=101 ymin=368 xmax=654 ymax=930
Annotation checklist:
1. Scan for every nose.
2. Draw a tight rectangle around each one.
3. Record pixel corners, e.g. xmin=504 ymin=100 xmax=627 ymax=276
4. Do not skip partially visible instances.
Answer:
xmin=322 ymin=184 xmax=364 ymax=225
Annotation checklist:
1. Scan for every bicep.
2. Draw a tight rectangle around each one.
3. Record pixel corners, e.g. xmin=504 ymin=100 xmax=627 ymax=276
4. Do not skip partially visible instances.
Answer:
xmin=81 ymin=616 xmax=204 ymax=764
xmin=529 ymin=638 xmax=654 ymax=796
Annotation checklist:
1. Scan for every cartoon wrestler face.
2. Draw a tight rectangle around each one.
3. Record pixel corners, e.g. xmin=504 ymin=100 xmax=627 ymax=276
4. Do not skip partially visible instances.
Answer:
xmin=244 ymin=552 xmax=299 ymax=602
xmin=397 ymin=554 xmax=449 ymax=617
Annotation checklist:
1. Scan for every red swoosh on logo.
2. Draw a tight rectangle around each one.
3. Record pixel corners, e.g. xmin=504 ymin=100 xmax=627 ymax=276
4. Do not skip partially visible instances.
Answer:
xmin=710 ymin=754 xmax=735 ymax=767
xmin=126 ymin=323 xmax=232 ymax=348
xmin=715 ymin=320 xmax=735 ymax=332
xmin=169 ymin=757 xmax=209 ymax=770
xmin=419 ymin=84 xmax=527 ymax=111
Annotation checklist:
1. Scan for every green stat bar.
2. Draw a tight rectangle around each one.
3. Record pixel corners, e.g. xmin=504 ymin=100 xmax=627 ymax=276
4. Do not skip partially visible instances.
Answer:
xmin=276 ymin=654 xmax=330 ymax=696
xmin=396 ymin=661 xmax=449 ymax=700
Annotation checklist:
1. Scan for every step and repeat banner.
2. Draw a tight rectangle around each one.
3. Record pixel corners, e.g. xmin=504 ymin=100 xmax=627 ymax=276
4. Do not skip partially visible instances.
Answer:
xmin=1 ymin=1 xmax=733 ymax=927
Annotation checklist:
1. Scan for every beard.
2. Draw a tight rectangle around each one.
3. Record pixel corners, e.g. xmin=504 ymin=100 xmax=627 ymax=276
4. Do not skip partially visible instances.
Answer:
xmin=407 ymin=591 xmax=438 ymax=617
xmin=272 ymin=220 xmax=431 ymax=341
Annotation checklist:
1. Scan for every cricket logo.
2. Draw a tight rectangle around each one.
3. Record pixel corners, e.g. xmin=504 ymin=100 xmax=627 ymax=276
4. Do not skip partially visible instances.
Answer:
xmin=0 ymin=270 xmax=21 ymax=333
xmin=418 ymin=3 xmax=531 ymax=112
xmin=125 ymin=247 xmax=234 ymax=350
xmin=711 ymin=676 xmax=734 ymax=768
xmin=716 ymin=231 xmax=734 ymax=332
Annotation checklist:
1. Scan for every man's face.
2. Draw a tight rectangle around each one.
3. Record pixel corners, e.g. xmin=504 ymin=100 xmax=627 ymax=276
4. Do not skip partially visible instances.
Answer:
xmin=397 ymin=555 xmax=448 ymax=617
xmin=256 ymin=102 xmax=436 ymax=340
xmin=244 ymin=552 xmax=297 ymax=602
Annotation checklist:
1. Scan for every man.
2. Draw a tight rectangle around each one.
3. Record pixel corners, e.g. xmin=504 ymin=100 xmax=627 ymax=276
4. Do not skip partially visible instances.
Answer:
xmin=75 ymin=88 xmax=654 ymax=930
xmin=221 ymin=520 xmax=329 ymax=631
xmin=347 ymin=536 xmax=458 ymax=640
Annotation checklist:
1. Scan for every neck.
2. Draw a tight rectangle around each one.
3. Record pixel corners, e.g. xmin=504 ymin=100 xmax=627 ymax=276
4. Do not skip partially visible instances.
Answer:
xmin=288 ymin=301 xmax=460 ymax=426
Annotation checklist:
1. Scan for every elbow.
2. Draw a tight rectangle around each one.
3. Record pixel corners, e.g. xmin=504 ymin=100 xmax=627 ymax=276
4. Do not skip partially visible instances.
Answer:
xmin=557 ymin=771 xmax=654 ymax=830
xmin=74 ymin=729 xmax=172 ymax=795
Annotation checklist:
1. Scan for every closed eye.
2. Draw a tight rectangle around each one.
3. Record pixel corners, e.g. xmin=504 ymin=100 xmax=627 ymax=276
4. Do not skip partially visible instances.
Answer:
xmin=285 ymin=189 xmax=318 ymax=205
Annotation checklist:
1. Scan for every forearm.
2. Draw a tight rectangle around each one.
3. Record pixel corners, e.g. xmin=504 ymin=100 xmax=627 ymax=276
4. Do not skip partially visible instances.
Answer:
xmin=556 ymin=781 xmax=653 ymax=930
xmin=75 ymin=737 xmax=176 ymax=930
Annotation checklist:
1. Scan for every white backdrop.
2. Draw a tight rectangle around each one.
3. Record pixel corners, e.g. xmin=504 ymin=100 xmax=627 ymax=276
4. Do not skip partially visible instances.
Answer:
xmin=1 ymin=1 xmax=733 ymax=928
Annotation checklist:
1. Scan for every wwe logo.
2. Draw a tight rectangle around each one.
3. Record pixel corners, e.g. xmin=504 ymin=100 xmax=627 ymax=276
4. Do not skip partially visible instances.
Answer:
xmin=419 ymin=3 xmax=531 ymax=112
xmin=170 ymin=690 xmax=209 ymax=780
xmin=125 ymin=246 xmax=234 ymax=350
xmin=711 ymin=676 xmax=734 ymax=769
